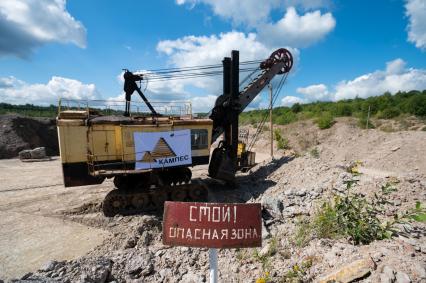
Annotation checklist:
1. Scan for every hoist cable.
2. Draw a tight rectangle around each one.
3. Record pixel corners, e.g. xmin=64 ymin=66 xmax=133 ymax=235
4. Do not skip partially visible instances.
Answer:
xmin=247 ymin=73 xmax=288 ymax=151
xmin=142 ymin=60 xmax=263 ymax=74
xmin=247 ymin=72 xmax=289 ymax=151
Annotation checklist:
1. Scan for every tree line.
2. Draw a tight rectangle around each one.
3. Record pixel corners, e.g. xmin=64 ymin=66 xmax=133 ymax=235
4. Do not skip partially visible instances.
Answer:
xmin=1 ymin=90 xmax=425 ymax=121
xmin=240 ymin=90 xmax=426 ymax=126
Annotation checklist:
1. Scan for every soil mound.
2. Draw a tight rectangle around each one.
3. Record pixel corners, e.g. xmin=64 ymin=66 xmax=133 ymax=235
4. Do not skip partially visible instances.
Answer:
xmin=0 ymin=114 xmax=58 ymax=159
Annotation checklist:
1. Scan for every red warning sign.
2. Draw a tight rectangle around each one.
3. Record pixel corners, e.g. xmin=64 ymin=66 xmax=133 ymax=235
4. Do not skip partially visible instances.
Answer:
xmin=163 ymin=201 xmax=262 ymax=248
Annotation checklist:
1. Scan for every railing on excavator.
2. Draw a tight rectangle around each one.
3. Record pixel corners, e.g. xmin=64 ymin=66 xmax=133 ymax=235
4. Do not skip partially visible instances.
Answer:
xmin=87 ymin=152 xmax=157 ymax=176
xmin=58 ymin=99 xmax=193 ymax=118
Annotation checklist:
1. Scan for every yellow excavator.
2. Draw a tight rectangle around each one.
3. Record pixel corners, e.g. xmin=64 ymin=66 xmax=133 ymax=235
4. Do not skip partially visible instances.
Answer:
xmin=56 ymin=48 xmax=293 ymax=216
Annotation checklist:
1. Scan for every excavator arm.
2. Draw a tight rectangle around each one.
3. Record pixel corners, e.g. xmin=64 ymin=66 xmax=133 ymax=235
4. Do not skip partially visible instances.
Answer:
xmin=208 ymin=48 xmax=293 ymax=182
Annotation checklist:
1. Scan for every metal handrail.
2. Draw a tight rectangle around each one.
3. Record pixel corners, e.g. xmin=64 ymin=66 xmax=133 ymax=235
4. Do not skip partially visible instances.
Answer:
xmin=58 ymin=98 xmax=192 ymax=117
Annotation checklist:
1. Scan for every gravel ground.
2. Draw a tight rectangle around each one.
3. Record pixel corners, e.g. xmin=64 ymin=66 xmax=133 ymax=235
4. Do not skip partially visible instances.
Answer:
xmin=1 ymin=118 xmax=425 ymax=282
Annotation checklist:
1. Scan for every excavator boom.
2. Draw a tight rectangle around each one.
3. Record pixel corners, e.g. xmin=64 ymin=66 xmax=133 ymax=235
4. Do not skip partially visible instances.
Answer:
xmin=208 ymin=48 xmax=293 ymax=182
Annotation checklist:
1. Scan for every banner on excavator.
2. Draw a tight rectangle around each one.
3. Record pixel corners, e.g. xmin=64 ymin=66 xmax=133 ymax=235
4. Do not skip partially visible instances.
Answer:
xmin=134 ymin=129 xmax=192 ymax=170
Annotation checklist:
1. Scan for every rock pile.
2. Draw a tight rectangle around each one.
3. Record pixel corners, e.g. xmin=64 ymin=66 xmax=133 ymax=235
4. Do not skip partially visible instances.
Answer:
xmin=0 ymin=114 xmax=58 ymax=159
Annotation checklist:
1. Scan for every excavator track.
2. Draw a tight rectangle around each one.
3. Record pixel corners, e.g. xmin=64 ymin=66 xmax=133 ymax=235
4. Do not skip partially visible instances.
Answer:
xmin=102 ymin=180 xmax=208 ymax=217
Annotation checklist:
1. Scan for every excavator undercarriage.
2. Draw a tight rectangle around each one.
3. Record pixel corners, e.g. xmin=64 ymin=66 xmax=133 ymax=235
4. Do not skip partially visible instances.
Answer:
xmin=103 ymin=168 xmax=208 ymax=216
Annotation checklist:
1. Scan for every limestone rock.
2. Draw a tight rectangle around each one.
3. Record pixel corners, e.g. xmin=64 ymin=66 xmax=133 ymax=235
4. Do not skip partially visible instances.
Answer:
xmin=395 ymin=271 xmax=411 ymax=283
xmin=40 ymin=260 xmax=58 ymax=272
xmin=380 ymin=266 xmax=396 ymax=283
xmin=30 ymin=147 xmax=46 ymax=159
xmin=180 ymin=272 xmax=204 ymax=283
xmin=125 ymin=253 xmax=153 ymax=277
xmin=18 ymin=149 xmax=32 ymax=159
xmin=317 ymin=257 xmax=376 ymax=283
xmin=413 ymin=263 xmax=426 ymax=279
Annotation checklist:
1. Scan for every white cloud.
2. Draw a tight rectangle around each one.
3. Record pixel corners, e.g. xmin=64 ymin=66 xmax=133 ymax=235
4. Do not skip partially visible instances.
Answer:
xmin=176 ymin=0 xmax=331 ymax=27
xmin=386 ymin=58 xmax=406 ymax=74
xmin=164 ymin=1 xmax=334 ymax=110
xmin=281 ymin=95 xmax=307 ymax=106
xmin=157 ymin=32 xmax=270 ymax=67
xmin=284 ymin=0 xmax=331 ymax=10
xmin=0 ymin=76 xmax=25 ymax=89
xmin=296 ymin=83 xmax=330 ymax=100
xmin=191 ymin=94 xmax=218 ymax=112
xmin=144 ymin=78 xmax=189 ymax=101
xmin=0 ymin=76 xmax=99 ymax=105
xmin=175 ymin=1 xmax=335 ymax=48
xmin=0 ymin=0 xmax=86 ymax=58
xmin=176 ymin=0 xmax=282 ymax=27
xmin=156 ymin=31 xmax=300 ymax=111
xmin=114 ymin=69 xmax=215 ymax=113
xmin=157 ymin=31 xmax=278 ymax=94
xmin=405 ymin=0 xmax=426 ymax=50
xmin=295 ymin=59 xmax=426 ymax=103
xmin=334 ymin=59 xmax=426 ymax=100
xmin=258 ymin=7 xmax=335 ymax=48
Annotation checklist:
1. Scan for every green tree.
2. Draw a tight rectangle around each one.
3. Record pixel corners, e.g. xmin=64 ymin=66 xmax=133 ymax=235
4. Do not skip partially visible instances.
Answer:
xmin=291 ymin=103 xmax=302 ymax=113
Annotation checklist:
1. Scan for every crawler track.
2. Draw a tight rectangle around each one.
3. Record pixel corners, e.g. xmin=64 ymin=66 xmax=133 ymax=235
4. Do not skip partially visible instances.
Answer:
xmin=102 ymin=181 xmax=208 ymax=217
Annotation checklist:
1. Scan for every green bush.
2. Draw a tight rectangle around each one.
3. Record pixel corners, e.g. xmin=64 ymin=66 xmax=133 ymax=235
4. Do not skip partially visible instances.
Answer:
xmin=315 ymin=112 xmax=334 ymax=129
xmin=275 ymin=111 xmax=297 ymax=125
xmin=274 ymin=129 xmax=289 ymax=150
xmin=358 ymin=116 xmax=375 ymax=129
xmin=333 ymin=103 xmax=353 ymax=116
xmin=295 ymin=179 xmax=426 ymax=246
xmin=407 ymin=95 xmax=426 ymax=116
xmin=377 ymin=107 xmax=401 ymax=119
xmin=295 ymin=191 xmax=392 ymax=246
xmin=291 ymin=103 xmax=303 ymax=113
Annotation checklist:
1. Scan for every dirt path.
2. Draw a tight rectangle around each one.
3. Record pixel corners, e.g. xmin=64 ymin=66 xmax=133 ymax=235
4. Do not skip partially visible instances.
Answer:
xmin=0 ymin=158 xmax=110 ymax=280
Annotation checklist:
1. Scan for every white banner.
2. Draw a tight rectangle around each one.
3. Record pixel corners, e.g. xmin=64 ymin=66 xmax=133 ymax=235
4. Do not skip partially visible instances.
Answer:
xmin=134 ymin=129 xmax=192 ymax=170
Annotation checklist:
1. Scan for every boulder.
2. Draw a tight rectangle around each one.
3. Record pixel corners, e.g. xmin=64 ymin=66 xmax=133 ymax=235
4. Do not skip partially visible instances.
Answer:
xmin=317 ymin=257 xmax=376 ymax=283
xmin=79 ymin=258 xmax=111 ymax=283
xmin=413 ymin=263 xmax=426 ymax=279
xmin=125 ymin=253 xmax=153 ymax=277
xmin=395 ymin=271 xmax=411 ymax=283
xmin=18 ymin=147 xmax=47 ymax=160
xmin=40 ymin=260 xmax=58 ymax=272
xmin=30 ymin=147 xmax=46 ymax=159
xmin=18 ymin=149 xmax=32 ymax=159
xmin=380 ymin=266 xmax=396 ymax=283
xmin=261 ymin=195 xmax=283 ymax=218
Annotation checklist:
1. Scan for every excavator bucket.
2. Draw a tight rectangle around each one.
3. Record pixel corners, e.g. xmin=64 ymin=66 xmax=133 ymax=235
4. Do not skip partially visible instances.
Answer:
xmin=208 ymin=143 xmax=236 ymax=182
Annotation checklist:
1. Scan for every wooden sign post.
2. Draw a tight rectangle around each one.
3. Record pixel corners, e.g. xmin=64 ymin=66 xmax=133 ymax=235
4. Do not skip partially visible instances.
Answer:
xmin=163 ymin=201 xmax=262 ymax=282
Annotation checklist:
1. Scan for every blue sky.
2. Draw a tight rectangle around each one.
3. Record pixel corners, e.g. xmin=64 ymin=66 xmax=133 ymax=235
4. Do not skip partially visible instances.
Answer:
xmin=0 ymin=0 xmax=425 ymax=111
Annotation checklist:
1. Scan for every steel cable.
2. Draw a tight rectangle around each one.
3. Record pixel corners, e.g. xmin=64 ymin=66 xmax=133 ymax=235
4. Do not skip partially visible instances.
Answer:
xmin=247 ymin=72 xmax=289 ymax=152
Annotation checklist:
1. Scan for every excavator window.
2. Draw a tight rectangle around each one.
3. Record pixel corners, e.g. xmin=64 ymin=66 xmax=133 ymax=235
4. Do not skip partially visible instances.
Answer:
xmin=191 ymin=129 xmax=208 ymax=150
